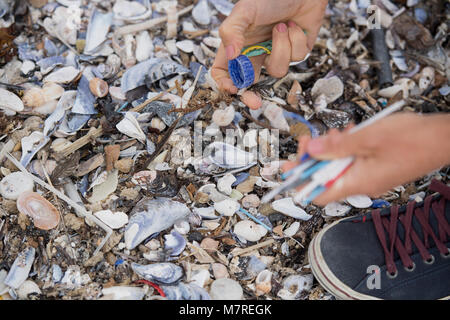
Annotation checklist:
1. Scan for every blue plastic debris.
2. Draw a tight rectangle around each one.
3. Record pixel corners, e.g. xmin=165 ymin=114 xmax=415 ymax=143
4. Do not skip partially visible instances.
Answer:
xmin=371 ymin=199 xmax=390 ymax=209
xmin=228 ymin=55 xmax=255 ymax=89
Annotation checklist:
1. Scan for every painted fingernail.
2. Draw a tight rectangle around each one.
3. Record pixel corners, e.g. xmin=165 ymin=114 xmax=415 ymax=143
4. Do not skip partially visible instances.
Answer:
xmin=277 ymin=23 xmax=287 ymax=33
xmin=225 ymin=45 xmax=234 ymax=60
xmin=307 ymin=139 xmax=325 ymax=155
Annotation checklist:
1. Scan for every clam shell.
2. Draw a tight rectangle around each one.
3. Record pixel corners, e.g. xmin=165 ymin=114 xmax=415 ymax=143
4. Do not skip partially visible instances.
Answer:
xmin=207 ymin=142 xmax=256 ymax=169
xmin=89 ymin=78 xmax=108 ymax=98
xmin=346 ymin=195 xmax=372 ymax=208
xmin=0 ymin=172 xmax=34 ymax=200
xmin=214 ymin=199 xmax=240 ymax=217
xmin=23 ymin=87 xmax=46 ymax=108
xmin=0 ymin=88 xmax=24 ymax=114
xmin=277 ymin=274 xmax=314 ymax=300
xmin=272 ymin=198 xmax=312 ymax=221
xmin=124 ymin=197 xmax=191 ymax=250
xmin=131 ymin=262 xmax=184 ymax=285
xmin=4 ymin=247 xmax=36 ymax=289
xmin=17 ymin=280 xmax=41 ymax=300
xmin=17 ymin=191 xmax=61 ymax=230
xmin=311 ymin=76 xmax=344 ymax=104
xmin=44 ymin=66 xmax=80 ymax=84
xmin=324 ymin=202 xmax=352 ymax=217
xmin=217 ymin=173 xmax=236 ymax=195
xmin=176 ymin=40 xmax=195 ymax=53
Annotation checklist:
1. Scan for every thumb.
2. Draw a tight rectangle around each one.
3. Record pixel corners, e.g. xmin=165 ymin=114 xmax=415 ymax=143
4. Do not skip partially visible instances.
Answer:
xmin=219 ymin=1 xmax=254 ymax=60
xmin=306 ymin=130 xmax=368 ymax=160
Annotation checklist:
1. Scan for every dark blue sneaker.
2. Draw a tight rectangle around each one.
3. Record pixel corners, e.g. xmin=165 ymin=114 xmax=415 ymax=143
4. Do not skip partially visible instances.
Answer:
xmin=308 ymin=179 xmax=450 ymax=300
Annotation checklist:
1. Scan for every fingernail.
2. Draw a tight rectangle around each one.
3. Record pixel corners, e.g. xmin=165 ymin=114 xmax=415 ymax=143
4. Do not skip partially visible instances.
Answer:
xmin=277 ymin=23 xmax=287 ymax=33
xmin=225 ymin=45 xmax=234 ymax=60
xmin=288 ymin=21 xmax=297 ymax=28
xmin=307 ymin=139 xmax=325 ymax=155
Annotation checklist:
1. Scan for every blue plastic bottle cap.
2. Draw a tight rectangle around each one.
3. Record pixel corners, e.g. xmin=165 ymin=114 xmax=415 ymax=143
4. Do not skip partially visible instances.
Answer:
xmin=228 ymin=55 xmax=255 ymax=89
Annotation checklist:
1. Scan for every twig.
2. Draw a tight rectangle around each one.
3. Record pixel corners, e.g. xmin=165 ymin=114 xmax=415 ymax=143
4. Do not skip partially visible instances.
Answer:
xmin=130 ymin=86 xmax=176 ymax=113
xmin=4 ymin=152 xmax=112 ymax=257
xmin=115 ymin=5 xmax=194 ymax=36
xmin=231 ymin=239 xmax=276 ymax=257
xmin=57 ymin=126 xmax=103 ymax=158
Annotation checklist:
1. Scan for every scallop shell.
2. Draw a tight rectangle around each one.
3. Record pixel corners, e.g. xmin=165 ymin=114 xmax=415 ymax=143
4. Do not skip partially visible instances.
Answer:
xmin=89 ymin=78 xmax=108 ymax=98
xmin=0 ymin=88 xmax=24 ymax=115
xmin=17 ymin=191 xmax=61 ymax=230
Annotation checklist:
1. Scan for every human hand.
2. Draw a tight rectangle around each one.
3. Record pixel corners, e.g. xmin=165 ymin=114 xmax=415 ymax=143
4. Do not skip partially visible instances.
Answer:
xmin=211 ymin=0 xmax=328 ymax=110
xmin=282 ymin=113 xmax=450 ymax=206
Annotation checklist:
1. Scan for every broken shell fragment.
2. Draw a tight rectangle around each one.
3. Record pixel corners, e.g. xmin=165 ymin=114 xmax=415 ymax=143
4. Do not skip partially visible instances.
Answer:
xmin=17 ymin=191 xmax=61 ymax=230
xmin=22 ymin=83 xmax=64 ymax=108
xmin=217 ymin=173 xmax=236 ymax=195
xmin=94 ymin=210 xmax=128 ymax=229
xmin=277 ymin=274 xmax=314 ymax=300
xmin=214 ymin=199 xmax=240 ymax=217
xmin=233 ymin=220 xmax=267 ymax=242
xmin=346 ymin=195 xmax=372 ymax=208
xmin=164 ymin=230 xmax=186 ymax=256
xmin=0 ymin=172 xmax=34 ymax=200
xmin=272 ymin=198 xmax=312 ymax=220
xmin=17 ymin=280 xmax=42 ymax=300
xmin=255 ymin=270 xmax=272 ymax=296
xmin=101 ymin=286 xmax=146 ymax=300
xmin=209 ymin=278 xmax=243 ymax=300
xmin=89 ymin=78 xmax=109 ymax=98
xmin=4 ymin=247 xmax=35 ymax=289
xmin=311 ymin=76 xmax=344 ymax=104
xmin=0 ymin=88 xmax=24 ymax=115
xmin=44 ymin=66 xmax=80 ymax=84
xmin=131 ymin=262 xmax=184 ymax=285
xmin=212 ymin=105 xmax=235 ymax=127
xmin=324 ymin=202 xmax=352 ymax=217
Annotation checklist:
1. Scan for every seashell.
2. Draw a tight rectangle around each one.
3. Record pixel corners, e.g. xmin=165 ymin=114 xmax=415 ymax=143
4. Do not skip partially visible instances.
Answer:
xmin=89 ymin=78 xmax=108 ymax=98
xmin=207 ymin=142 xmax=256 ymax=169
xmin=0 ymin=88 xmax=24 ymax=115
xmin=121 ymin=58 xmax=188 ymax=93
xmin=51 ymin=264 xmax=63 ymax=284
xmin=217 ymin=173 xmax=236 ymax=195
xmin=131 ymin=262 xmax=184 ymax=285
xmin=29 ymin=159 xmax=57 ymax=180
xmin=176 ymin=40 xmax=195 ymax=53
xmin=44 ymin=66 xmax=80 ymax=84
xmin=20 ymin=60 xmax=35 ymax=75
xmin=97 ymin=54 xmax=121 ymax=79
xmin=161 ymin=282 xmax=210 ymax=300
xmin=277 ymin=274 xmax=314 ymax=300
xmin=241 ymin=194 xmax=260 ymax=209
xmin=283 ymin=222 xmax=300 ymax=237
xmin=419 ymin=67 xmax=435 ymax=91
xmin=43 ymin=90 xmax=77 ymax=137
xmin=174 ymin=220 xmax=190 ymax=235
xmin=131 ymin=170 xmax=157 ymax=189
xmin=75 ymin=154 xmax=104 ymax=177
xmin=209 ymin=278 xmax=243 ymax=300
xmin=116 ymin=112 xmax=146 ymax=143
xmin=263 ymin=102 xmax=290 ymax=132
xmin=287 ymin=80 xmax=302 ymax=106
xmin=233 ymin=220 xmax=267 ymax=242
xmin=272 ymin=198 xmax=312 ymax=220
xmin=255 ymin=270 xmax=272 ymax=296
xmin=193 ymin=207 xmax=218 ymax=220
xmin=324 ymin=202 xmax=352 ymax=217
xmin=101 ymin=286 xmax=146 ymax=300
xmin=0 ymin=172 xmax=34 ymax=200
xmin=109 ymin=86 xmax=126 ymax=101
xmin=114 ymin=158 xmax=133 ymax=174
xmin=71 ymin=75 xmax=96 ymax=115
xmin=243 ymin=130 xmax=258 ymax=149
xmin=212 ymin=105 xmax=235 ymax=127
xmin=17 ymin=280 xmax=41 ymax=300
xmin=17 ymin=191 xmax=60 ymax=230
xmin=208 ymin=0 xmax=234 ymax=16
xmin=311 ymin=76 xmax=344 ymax=105
xmin=191 ymin=269 xmax=211 ymax=288
xmin=150 ymin=117 xmax=166 ymax=131
xmin=94 ymin=210 xmax=128 ymax=229
xmin=125 ymin=197 xmax=191 ymax=250
xmin=212 ymin=263 xmax=229 ymax=279
xmin=20 ymin=131 xmax=50 ymax=168
xmin=192 ymin=0 xmax=211 ymax=25
xmin=135 ymin=31 xmax=154 ymax=62
xmin=84 ymin=9 xmax=113 ymax=55
xmin=37 ymin=56 xmax=65 ymax=75
xmin=164 ymin=230 xmax=186 ymax=256
xmin=113 ymin=0 xmax=151 ymax=22
xmin=88 ymin=169 xmax=119 ymax=204
xmin=202 ymin=37 xmax=221 ymax=49
xmin=4 ymin=247 xmax=35 ymax=289
xmin=346 ymin=195 xmax=372 ymax=208
xmin=214 ymin=199 xmax=240 ymax=217
xmin=0 ymin=269 xmax=8 ymax=295
xmin=33 ymin=99 xmax=58 ymax=115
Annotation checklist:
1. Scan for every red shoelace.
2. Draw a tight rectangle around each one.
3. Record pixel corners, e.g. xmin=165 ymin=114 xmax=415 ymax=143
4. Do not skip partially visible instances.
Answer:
xmin=372 ymin=180 xmax=450 ymax=276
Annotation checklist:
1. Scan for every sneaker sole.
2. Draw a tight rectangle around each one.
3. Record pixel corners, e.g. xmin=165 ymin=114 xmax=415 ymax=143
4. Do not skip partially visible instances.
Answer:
xmin=308 ymin=219 xmax=450 ymax=300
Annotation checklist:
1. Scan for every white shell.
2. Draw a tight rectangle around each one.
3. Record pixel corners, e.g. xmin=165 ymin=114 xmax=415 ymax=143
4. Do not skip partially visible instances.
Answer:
xmin=233 ymin=220 xmax=267 ymax=242
xmin=101 ymin=286 xmax=146 ymax=300
xmin=217 ymin=173 xmax=236 ymax=195
xmin=44 ymin=67 xmax=80 ymax=84
xmin=20 ymin=60 xmax=35 ymax=75
xmin=203 ymin=37 xmax=221 ymax=49
xmin=136 ymin=31 xmax=154 ymax=62
xmin=324 ymin=202 xmax=352 ymax=217
xmin=17 ymin=280 xmax=41 ymax=300
xmin=311 ymin=76 xmax=344 ymax=105
xmin=0 ymin=172 xmax=34 ymax=200
xmin=150 ymin=117 xmax=167 ymax=131
xmin=190 ymin=269 xmax=211 ymax=288
xmin=174 ymin=220 xmax=190 ymax=235
xmin=277 ymin=274 xmax=314 ymax=300
xmin=419 ymin=67 xmax=435 ymax=91
xmin=255 ymin=270 xmax=272 ymax=296
xmin=272 ymin=198 xmax=313 ymax=220
xmin=212 ymin=105 xmax=235 ymax=127
xmin=346 ymin=195 xmax=372 ymax=208
xmin=0 ymin=88 xmax=24 ymax=114
xmin=116 ymin=112 xmax=146 ymax=143
xmin=214 ymin=199 xmax=240 ymax=216
xmin=209 ymin=278 xmax=243 ymax=300
xmin=263 ymin=102 xmax=290 ymax=132
xmin=241 ymin=194 xmax=260 ymax=209
xmin=176 ymin=40 xmax=195 ymax=53
xmin=192 ymin=0 xmax=211 ymax=25
xmin=94 ymin=210 xmax=129 ymax=229
xmin=283 ymin=222 xmax=300 ymax=238
xmin=193 ymin=206 xmax=219 ymax=220
xmin=88 ymin=170 xmax=119 ymax=204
